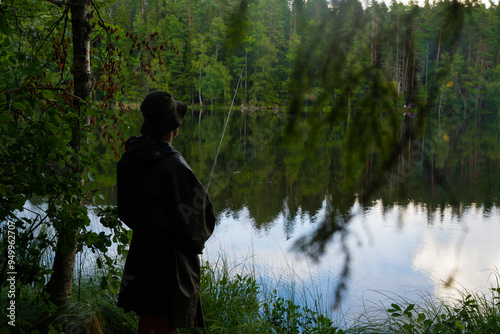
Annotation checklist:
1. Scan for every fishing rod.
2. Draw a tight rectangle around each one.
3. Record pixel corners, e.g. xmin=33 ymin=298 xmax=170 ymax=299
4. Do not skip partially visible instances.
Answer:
xmin=206 ymin=65 xmax=245 ymax=193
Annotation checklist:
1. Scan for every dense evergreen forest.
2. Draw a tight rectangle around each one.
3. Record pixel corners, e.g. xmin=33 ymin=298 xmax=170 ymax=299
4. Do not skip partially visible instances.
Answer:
xmin=100 ymin=0 xmax=500 ymax=112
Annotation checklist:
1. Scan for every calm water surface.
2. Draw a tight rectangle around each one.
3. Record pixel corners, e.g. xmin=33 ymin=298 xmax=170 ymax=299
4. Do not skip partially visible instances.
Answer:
xmin=99 ymin=109 xmax=500 ymax=326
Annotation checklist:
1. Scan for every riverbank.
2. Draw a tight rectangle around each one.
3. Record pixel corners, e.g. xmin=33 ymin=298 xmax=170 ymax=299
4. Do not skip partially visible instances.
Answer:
xmin=2 ymin=259 xmax=499 ymax=333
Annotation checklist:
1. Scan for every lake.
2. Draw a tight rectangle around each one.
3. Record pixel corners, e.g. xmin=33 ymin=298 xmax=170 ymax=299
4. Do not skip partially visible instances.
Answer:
xmin=97 ymin=109 xmax=500 ymax=327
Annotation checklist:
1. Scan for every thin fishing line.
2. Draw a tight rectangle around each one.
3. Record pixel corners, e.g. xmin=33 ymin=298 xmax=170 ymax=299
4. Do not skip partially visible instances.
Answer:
xmin=206 ymin=66 xmax=245 ymax=192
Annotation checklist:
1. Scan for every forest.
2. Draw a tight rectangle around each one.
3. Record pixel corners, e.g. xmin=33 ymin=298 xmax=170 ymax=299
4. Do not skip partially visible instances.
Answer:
xmin=4 ymin=0 xmax=497 ymax=109
xmin=101 ymin=0 xmax=500 ymax=111
xmin=1 ymin=0 xmax=500 ymax=332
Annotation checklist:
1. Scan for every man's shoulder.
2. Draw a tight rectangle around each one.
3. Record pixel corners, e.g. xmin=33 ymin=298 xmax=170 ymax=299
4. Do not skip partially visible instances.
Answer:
xmin=159 ymin=151 xmax=193 ymax=173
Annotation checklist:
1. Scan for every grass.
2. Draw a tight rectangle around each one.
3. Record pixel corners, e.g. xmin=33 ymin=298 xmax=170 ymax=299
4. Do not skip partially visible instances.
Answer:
xmin=2 ymin=258 xmax=499 ymax=333
xmin=189 ymin=257 xmax=342 ymax=333
xmin=2 ymin=255 xmax=343 ymax=333
xmin=347 ymin=272 xmax=500 ymax=333
xmin=3 ymin=277 xmax=137 ymax=333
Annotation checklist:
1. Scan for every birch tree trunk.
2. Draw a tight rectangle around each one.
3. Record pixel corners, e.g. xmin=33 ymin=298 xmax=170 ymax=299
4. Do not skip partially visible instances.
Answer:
xmin=45 ymin=0 xmax=92 ymax=306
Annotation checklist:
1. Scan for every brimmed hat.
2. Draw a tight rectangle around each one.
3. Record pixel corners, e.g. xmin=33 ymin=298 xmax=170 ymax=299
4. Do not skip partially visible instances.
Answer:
xmin=140 ymin=91 xmax=187 ymax=137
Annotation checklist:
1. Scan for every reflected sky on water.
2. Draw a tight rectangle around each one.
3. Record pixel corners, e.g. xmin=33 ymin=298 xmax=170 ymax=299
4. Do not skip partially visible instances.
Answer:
xmin=203 ymin=200 xmax=500 ymax=325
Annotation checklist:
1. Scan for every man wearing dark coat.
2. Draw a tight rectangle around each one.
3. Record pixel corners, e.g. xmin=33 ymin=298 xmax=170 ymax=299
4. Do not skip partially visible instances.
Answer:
xmin=116 ymin=91 xmax=216 ymax=334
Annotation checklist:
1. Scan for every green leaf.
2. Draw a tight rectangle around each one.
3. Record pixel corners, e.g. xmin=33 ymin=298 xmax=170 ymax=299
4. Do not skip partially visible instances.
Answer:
xmin=7 ymin=55 xmax=18 ymax=66
xmin=86 ymin=232 xmax=98 ymax=244
xmin=48 ymin=300 xmax=58 ymax=314
xmin=423 ymin=319 xmax=433 ymax=328
xmin=0 ymin=35 xmax=10 ymax=47
xmin=44 ymin=122 xmax=58 ymax=133
xmin=41 ymin=89 xmax=55 ymax=100
xmin=12 ymin=102 xmax=27 ymax=111
xmin=100 ymin=276 xmax=108 ymax=289
xmin=107 ymin=280 xmax=119 ymax=294
xmin=402 ymin=324 xmax=415 ymax=331
xmin=455 ymin=320 xmax=465 ymax=329
xmin=390 ymin=303 xmax=402 ymax=311
xmin=403 ymin=304 xmax=415 ymax=317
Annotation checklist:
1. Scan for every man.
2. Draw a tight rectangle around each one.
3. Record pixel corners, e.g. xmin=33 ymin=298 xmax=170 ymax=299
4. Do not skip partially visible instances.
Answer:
xmin=116 ymin=91 xmax=216 ymax=334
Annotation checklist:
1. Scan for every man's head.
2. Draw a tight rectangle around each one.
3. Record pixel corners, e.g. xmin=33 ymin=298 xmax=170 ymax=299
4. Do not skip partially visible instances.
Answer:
xmin=140 ymin=91 xmax=187 ymax=138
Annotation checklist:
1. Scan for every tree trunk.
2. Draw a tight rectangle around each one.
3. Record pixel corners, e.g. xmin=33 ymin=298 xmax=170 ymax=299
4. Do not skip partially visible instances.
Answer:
xmin=402 ymin=30 xmax=406 ymax=96
xmin=477 ymin=42 xmax=485 ymax=109
xmin=268 ymin=2 xmax=273 ymax=41
xmin=425 ymin=42 xmax=429 ymax=87
xmin=45 ymin=227 xmax=78 ymax=304
xmin=438 ymin=81 xmax=444 ymax=130
xmin=436 ymin=20 xmax=443 ymax=65
xmin=411 ymin=43 xmax=416 ymax=102
xmin=467 ymin=27 xmax=472 ymax=80
xmin=72 ymin=0 xmax=92 ymax=103
xmin=45 ymin=0 xmax=92 ymax=306
xmin=396 ymin=16 xmax=400 ymax=94
xmin=370 ymin=12 xmax=375 ymax=65
xmin=403 ymin=23 xmax=414 ymax=100
xmin=245 ymin=47 xmax=248 ymax=97
xmin=199 ymin=59 xmax=203 ymax=105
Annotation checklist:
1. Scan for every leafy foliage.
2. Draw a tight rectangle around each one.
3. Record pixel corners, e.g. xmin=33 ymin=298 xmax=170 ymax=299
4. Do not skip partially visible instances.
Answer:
xmin=384 ymin=287 xmax=500 ymax=333
xmin=0 ymin=0 xmax=155 ymax=304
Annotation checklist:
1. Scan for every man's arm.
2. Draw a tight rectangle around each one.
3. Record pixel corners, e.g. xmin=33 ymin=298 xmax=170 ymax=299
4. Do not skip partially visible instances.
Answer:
xmin=173 ymin=166 xmax=216 ymax=254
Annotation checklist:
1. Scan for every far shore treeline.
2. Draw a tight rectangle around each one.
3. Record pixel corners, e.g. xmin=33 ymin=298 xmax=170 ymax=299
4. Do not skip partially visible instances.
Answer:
xmin=101 ymin=0 xmax=500 ymax=112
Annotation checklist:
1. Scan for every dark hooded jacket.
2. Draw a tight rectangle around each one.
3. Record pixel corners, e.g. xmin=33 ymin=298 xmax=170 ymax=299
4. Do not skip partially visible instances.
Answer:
xmin=116 ymin=136 xmax=215 ymax=328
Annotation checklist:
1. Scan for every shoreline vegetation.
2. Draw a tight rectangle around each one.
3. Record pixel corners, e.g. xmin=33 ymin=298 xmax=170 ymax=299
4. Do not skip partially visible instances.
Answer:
xmin=2 ymin=257 xmax=498 ymax=333
xmin=124 ymin=102 xmax=285 ymax=113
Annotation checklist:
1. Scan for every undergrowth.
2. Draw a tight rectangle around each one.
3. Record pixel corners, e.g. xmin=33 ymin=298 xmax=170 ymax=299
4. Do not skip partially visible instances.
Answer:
xmin=0 ymin=257 xmax=343 ymax=333
xmin=348 ymin=272 xmax=500 ymax=334
xmin=2 ymin=261 xmax=499 ymax=334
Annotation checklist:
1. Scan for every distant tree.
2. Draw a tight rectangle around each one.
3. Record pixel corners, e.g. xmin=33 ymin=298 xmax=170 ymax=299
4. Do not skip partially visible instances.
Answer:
xmin=202 ymin=59 xmax=232 ymax=104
